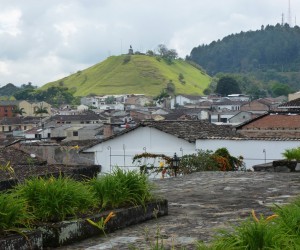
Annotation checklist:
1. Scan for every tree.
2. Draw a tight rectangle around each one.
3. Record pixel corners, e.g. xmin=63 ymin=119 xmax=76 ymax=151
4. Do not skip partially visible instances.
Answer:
xmin=34 ymin=104 xmax=48 ymax=117
xmin=153 ymin=89 xmax=170 ymax=105
xmin=178 ymin=73 xmax=185 ymax=84
xmin=105 ymin=96 xmax=116 ymax=104
xmin=156 ymin=44 xmax=178 ymax=64
xmin=157 ymin=44 xmax=168 ymax=57
xmin=166 ymin=80 xmax=175 ymax=95
xmin=271 ymin=82 xmax=292 ymax=97
xmin=215 ymin=76 xmax=241 ymax=96
xmin=146 ymin=50 xmax=155 ymax=56
xmin=12 ymin=107 xmax=26 ymax=117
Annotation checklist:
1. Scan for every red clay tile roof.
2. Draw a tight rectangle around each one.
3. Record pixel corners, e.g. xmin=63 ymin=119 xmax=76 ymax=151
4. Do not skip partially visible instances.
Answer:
xmin=239 ymin=113 xmax=300 ymax=129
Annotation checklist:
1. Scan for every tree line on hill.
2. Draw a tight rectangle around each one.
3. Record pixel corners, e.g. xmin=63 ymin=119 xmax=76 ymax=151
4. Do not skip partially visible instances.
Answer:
xmin=188 ymin=24 xmax=300 ymax=75
xmin=0 ymin=82 xmax=79 ymax=107
xmin=187 ymin=23 xmax=300 ymax=98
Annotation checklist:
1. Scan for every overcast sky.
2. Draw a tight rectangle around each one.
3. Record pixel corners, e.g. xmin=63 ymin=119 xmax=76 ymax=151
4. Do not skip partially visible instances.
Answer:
xmin=0 ymin=0 xmax=299 ymax=87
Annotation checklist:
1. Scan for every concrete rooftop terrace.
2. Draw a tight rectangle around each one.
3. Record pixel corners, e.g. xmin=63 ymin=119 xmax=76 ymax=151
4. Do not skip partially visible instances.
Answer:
xmin=57 ymin=171 xmax=300 ymax=249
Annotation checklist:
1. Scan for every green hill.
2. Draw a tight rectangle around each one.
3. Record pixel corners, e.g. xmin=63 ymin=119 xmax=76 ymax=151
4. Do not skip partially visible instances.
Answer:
xmin=41 ymin=55 xmax=211 ymax=96
xmin=188 ymin=24 xmax=300 ymax=75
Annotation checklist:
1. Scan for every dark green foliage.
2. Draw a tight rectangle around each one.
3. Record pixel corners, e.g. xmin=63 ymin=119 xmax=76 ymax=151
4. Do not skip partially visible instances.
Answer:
xmin=166 ymin=80 xmax=175 ymax=95
xmin=215 ymin=76 xmax=241 ymax=96
xmin=12 ymin=107 xmax=26 ymax=116
xmin=180 ymin=150 xmax=219 ymax=174
xmin=198 ymin=196 xmax=300 ymax=249
xmin=0 ymin=192 xmax=32 ymax=234
xmin=14 ymin=86 xmax=77 ymax=107
xmin=271 ymin=82 xmax=292 ymax=97
xmin=34 ymin=105 xmax=48 ymax=117
xmin=153 ymin=89 xmax=170 ymax=104
xmin=180 ymin=148 xmax=245 ymax=174
xmin=178 ymin=73 xmax=185 ymax=84
xmin=0 ymin=83 xmax=20 ymax=97
xmin=105 ymin=96 xmax=116 ymax=104
xmin=89 ymin=168 xmax=154 ymax=209
xmin=15 ymin=176 xmax=97 ymax=222
xmin=157 ymin=44 xmax=178 ymax=64
xmin=188 ymin=24 xmax=300 ymax=75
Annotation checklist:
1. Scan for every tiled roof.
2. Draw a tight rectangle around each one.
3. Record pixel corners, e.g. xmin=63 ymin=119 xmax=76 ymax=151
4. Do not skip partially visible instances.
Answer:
xmin=82 ymin=120 xmax=241 ymax=151
xmin=0 ymin=147 xmax=46 ymax=167
xmin=278 ymin=98 xmax=300 ymax=108
xmin=0 ymin=116 xmax=40 ymax=125
xmin=0 ymin=100 xmax=20 ymax=106
xmin=50 ymin=113 xmax=102 ymax=122
xmin=60 ymin=139 xmax=100 ymax=147
xmin=237 ymin=113 xmax=300 ymax=129
xmin=141 ymin=120 xmax=239 ymax=141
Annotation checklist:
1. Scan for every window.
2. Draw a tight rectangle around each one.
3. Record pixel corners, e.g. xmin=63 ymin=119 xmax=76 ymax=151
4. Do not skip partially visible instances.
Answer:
xmin=73 ymin=131 xmax=78 ymax=136
xmin=24 ymin=126 xmax=27 ymax=130
xmin=8 ymin=126 xmax=11 ymax=131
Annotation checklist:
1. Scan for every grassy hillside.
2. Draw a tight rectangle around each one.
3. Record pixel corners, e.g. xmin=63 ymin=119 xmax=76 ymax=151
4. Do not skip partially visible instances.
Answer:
xmin=41 ymin=55 xmax=211 ymax=96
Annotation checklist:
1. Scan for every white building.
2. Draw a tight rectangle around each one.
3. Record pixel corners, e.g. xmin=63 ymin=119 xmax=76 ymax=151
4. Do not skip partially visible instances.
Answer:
xmin=83 ymin=120 xmax=300 ymax=172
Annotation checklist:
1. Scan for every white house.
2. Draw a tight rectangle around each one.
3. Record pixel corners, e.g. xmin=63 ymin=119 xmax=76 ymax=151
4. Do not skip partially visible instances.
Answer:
xmin=170 ymin=95 xmax=204 ymax=109
xmin=83 ymin=120 xmax=239 ymax=173
xmin=82 ymin=120 xmax=300 ymax=173
xmin=198 ymin=138 xmax=300 ymax=170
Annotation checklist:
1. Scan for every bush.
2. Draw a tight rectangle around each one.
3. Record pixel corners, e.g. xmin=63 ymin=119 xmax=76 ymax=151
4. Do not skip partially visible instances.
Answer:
xmin=198 ymin=196 xmax=300 ymax=249
xmin=15 ymin=175 xmax=97 ymax=222
xmin=0 ymin=192 xmax=32 ymax=234
xmin=180 ymin=150 xmax=219 ymax=174
xmin=89 ymin=168 xmax=155 ymax=209
xmin=180 ymin=148 xmax=245 ymax=174
xmin=282 ymin=147 xmax=300 ymax=161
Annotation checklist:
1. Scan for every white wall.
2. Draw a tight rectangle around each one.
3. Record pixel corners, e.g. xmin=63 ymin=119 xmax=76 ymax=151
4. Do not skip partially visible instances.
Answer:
xmin=197 ymin=139 xmax=300 ymax=169
xmin=84 ymin=127 xmax=195 ymax=173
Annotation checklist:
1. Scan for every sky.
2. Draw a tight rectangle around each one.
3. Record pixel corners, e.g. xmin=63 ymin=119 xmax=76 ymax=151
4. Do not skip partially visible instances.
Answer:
xmin=0 ymin=0 xmax=299 ymax=87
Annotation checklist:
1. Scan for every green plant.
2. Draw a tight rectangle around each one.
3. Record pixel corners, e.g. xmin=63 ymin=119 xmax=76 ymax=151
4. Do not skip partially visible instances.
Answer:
xmin=180 ymin=150 xmax=218 ymax=173
xmin=0 ymin=192 xmax=33 ymax=235
xmin=197 ymin=209 xmax=296 ymax=250
xmin=213 ymin=148 xmax=245 ymax=171
xmin=274 ymin=203 xmax=300 ymax=245
xmin=15 ymin=175 xmax=97 ymax=222
xmin=87 ymin=211 xmax=116 ymax=236
xmin=197 ymin=194 xmax=300 ymax=250
xmin=0 ymin=161 xmax=15 ymax=179
xmin=282 ymin=147 xmax=300 ymax=161
xmin=89 ymin=168 xmax=155 ymax=209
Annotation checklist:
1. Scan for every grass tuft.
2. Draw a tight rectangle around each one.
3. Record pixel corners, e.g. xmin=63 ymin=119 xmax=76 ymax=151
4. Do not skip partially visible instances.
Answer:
xmin=89 ymin=168 xmax=155 ymax=209
xmin=14 ymin=175 xmax=97 ymax=222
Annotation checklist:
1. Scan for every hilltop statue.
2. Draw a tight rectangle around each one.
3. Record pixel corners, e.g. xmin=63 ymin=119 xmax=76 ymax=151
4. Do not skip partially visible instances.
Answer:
xmin=128 ymin=45 xmax=133 ymax=55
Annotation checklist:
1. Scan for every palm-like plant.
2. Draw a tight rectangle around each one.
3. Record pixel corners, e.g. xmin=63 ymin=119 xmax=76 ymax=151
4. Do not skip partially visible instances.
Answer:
xmin=12 ymin=107 xmax=26 ymax=117
xmin=34 ymin=104 xmax=48 ymax=117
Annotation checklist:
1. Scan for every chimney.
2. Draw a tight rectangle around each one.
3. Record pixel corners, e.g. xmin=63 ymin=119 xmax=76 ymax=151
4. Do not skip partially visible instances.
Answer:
xmin=103 ymin=123 xmax=113 ymax=138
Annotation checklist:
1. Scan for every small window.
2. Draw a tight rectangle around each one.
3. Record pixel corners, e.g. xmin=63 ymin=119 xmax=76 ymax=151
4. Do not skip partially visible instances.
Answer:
xmin=73 ymin=131 xmax=78 ymax=136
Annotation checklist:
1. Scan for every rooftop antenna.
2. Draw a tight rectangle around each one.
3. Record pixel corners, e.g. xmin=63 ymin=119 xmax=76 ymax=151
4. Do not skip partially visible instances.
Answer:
xmin=288 ymin=0 xmax=292 ymax=26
